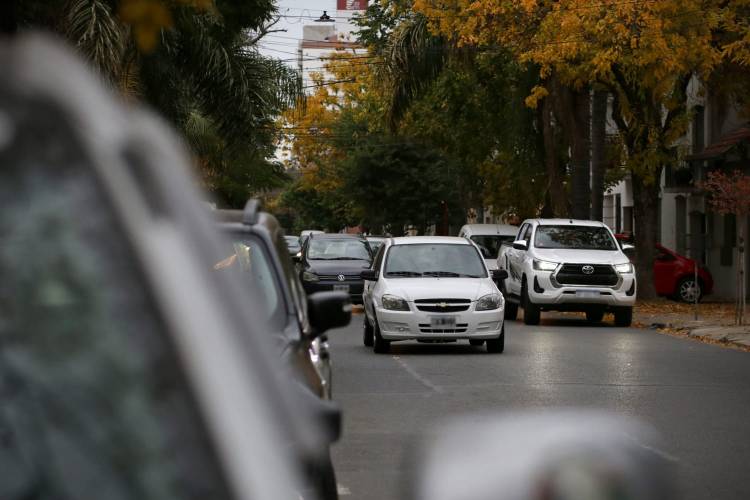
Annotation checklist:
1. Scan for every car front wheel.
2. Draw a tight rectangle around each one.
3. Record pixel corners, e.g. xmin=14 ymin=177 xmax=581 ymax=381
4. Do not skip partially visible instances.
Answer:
xmin=373 ymin=317 xmax=390 ymax=354
xmin=486 ymin=327 xmax=505 ymax=353
xmin=675 ymin=276 xmax=702 ymax=303
xmin=363 ymin=315 xmax=374 ymax=347
xmin=522 ymin=280 xmax=540 ymax=326
xmin=614 ymin=306 xmax=633 ymax=327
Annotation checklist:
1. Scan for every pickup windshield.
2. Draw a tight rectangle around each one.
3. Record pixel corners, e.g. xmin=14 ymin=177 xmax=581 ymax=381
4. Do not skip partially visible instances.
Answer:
xmin=384 ymin=244 xmax=487 ymax=278
xmin=534 ymin=225 xmax=618 ymax=250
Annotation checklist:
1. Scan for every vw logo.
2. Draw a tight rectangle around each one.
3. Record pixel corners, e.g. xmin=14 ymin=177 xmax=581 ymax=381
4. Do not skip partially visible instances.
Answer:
xmin=582 ymin=265 xmax=595 ymax=275
xmin=337 ymin=274 xmax=346 ymax=281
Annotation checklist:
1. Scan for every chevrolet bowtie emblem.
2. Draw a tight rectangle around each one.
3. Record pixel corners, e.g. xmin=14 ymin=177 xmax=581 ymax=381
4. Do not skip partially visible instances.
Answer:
xmin=439 ymin=302 xmax=448 ymax=308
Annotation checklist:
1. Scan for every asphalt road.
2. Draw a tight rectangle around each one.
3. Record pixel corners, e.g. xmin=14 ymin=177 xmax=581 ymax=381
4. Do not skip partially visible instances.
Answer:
xmin=329 ymin=312 xmax=750 ymax=500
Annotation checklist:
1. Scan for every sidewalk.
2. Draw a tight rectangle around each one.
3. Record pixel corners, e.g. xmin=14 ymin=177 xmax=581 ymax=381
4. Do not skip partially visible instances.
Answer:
xmin=633 ymin=300 xmax=750 ymax=351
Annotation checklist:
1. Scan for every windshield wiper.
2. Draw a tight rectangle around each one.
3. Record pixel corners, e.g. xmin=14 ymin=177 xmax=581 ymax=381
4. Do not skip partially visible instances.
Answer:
xmin=385 ymin=271 xmax=423 ymax=277
xmin=423 ymin=271 xmax=461 ymax=277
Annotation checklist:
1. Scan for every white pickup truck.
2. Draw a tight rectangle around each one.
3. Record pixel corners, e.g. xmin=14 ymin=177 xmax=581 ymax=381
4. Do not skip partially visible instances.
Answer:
xmin=496 ymin=219 xmax=636 ymax=326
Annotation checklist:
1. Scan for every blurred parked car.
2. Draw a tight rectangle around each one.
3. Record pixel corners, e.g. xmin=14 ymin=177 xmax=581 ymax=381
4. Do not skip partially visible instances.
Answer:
xmin=213 ymin=203 xmax=348 ymax=499
xmin=300 ymin=233 xmax=373 ymax=304
xmin=458 ymin=223 xmax=518 ymax=270
xmin=0 ymin=35 xmax=347 ymax=500
xmin=615 ymin=234 xmax=714 ymax=302
xmin=285 ymin=234 xmax=302 ymax=256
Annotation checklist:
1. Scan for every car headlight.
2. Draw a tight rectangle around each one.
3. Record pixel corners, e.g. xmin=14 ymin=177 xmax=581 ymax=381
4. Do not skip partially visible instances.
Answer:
xmin=381 ymin=294 xmax=409 ymax=311
xmin=533 ymin=259 xmax=558 ymax=271
xmin=302 ymin=271 xmax=319 ymax=282
xmin=614 ymin=263 xmax=633 ymax=274
xmin=476 ymin=293 xmax=503 ymax=311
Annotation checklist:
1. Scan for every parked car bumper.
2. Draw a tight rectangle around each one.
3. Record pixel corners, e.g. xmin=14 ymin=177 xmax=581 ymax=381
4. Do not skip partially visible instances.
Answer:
xmin=528 ymin=272 xmax=636 ymax=309
xmin=375 ymin=305 xmax=504 ymax=340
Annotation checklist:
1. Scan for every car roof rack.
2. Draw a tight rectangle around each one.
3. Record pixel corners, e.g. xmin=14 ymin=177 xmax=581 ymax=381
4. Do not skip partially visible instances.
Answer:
xmin=243 ymin=199 xmax=261 ymax=225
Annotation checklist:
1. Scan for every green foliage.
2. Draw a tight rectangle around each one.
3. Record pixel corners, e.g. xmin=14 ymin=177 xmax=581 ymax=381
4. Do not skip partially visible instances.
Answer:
xmin=340 ymin=139 xmax=463 ymax=234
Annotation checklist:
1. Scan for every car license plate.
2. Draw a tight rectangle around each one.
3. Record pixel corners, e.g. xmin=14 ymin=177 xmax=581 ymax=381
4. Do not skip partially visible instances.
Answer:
xmin=333 ymin=284 xmax=349 ymax=292
xmin=576 ymin=290 xmax=600 ymax=298
xmin=430 ymin=316 xmax=457 ymax=328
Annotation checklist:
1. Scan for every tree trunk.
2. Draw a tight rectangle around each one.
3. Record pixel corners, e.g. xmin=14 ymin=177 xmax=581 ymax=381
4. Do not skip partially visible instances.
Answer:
xmin=590 ymin=90 xmax=608 ymax=221
xmin=541 ymin=92 xmax=568 ymax=216
xmin=570 ymin=88 xmax=591 ymax=220
xmin=631 ymin=169 xmax=661 ymax=299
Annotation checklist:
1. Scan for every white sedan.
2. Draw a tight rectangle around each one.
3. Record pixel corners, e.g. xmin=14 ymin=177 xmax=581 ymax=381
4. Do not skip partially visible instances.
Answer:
xmin=361 ymin=236 xmax=506 ymax=354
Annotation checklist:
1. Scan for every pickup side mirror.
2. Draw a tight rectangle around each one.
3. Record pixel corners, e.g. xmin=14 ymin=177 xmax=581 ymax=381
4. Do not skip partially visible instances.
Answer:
xmin=491 ymin=269 xmax=508 ymax=282
xmin=307 ymin=291 xmax=351 ymax=338
xmin=410 ymin=411 xmax=676 ymax=500
xmin=512 ymin=239 xmax=528 ymax=251
xmin=361 ymin=269 xmax=378 ymax=281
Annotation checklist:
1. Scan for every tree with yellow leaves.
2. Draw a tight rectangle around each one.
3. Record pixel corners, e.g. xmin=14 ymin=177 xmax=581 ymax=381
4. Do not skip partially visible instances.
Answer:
xmin=413 ymin=0 xmax=749 ymax=298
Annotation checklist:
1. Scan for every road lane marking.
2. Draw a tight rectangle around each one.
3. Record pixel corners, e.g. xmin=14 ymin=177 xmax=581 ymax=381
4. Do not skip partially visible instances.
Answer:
xmin=392 ymin=356 xmax=444 ymax=393
xmin=625 ymin=433 xmax=680 ymax=463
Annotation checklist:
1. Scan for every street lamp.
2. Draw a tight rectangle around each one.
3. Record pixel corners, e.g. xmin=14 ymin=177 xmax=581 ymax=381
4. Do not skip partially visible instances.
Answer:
xmin=315 ymin=11 xmax=334 ymax=22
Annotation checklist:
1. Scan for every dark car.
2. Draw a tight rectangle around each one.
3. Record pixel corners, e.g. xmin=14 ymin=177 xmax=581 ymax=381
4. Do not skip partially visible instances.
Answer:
xmin=300 ymin=233 xmax=373 ymax=304
xmin=214 ymin=203 xmax=350 ymax=499
xmin=214 ymin=203 xmax=341 ymax=401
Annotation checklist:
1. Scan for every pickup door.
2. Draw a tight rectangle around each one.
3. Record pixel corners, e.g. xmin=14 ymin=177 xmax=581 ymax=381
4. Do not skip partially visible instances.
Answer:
xmin=505 ymin=223 xmax=532 ymax=298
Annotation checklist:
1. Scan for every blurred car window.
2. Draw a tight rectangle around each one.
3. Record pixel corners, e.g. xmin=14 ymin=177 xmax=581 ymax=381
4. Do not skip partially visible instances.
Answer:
xmin=0 ymin=142 xmax=230 ymax=500
xmin=214 ymin=235 xmax=285 ymax=330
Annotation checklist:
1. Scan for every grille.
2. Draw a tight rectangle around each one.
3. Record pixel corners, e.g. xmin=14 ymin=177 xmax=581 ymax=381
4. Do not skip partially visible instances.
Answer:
xmin=414 ymin=298 xmax=471 ymax=313
xmin=317 ymin=274 xmax=362 ymax=281
xmin=417 ymin=304 xmax=470 ymax=312
xmin=414 ymin=298 xmax=471 ymax=303
xmin=419 ymin=323 xmax=469 ymax=334
xmin=556 ymin=264 xmax=617 ymax=286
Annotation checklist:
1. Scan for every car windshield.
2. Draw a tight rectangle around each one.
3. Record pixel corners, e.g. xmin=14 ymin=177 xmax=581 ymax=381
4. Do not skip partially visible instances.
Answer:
xmin=384 ymin=243 xmax=487 ymax=278
xmin=470 ymin=235 xmax=516 ymax=259
xmin=307 ymin=238 xmax=371 ymax=260
xmin=214 ymin=235 xmax=286 ymax=329
xmin=535 ymin=225 xmax=618 ymax=250
xmin=285 ymin=236 xmax=300 ymax=249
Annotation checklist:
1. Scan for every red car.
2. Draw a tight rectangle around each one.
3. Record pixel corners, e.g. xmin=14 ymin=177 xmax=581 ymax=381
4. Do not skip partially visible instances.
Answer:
xmin=615 ymin=234 xmax=714 ymax=302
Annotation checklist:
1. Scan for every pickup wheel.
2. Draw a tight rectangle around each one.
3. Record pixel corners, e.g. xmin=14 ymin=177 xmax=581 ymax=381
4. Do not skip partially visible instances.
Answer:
xmin=486 ymin=326 xmax=505 ymax=353
xmin=614 ymin=306 xmax=633 ymax=327
xmin=363 ymin=315 xmax=374 ymax=347
xmin=373 ymin=317 xmax=390 ymax=354
xmin=586 ymin=309 xmax=605 ymax=323
xmin=469 ymin=339 xmax=485 ymax=346
xmin=522 ymin=280 xmax=540 ymax=326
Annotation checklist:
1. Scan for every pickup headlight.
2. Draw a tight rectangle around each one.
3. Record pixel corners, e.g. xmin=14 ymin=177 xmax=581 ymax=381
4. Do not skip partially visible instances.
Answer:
xmin=533 ymin=259 xmax=558 ymax=271
xmin=614 ymin=263 xmax=633 ymax=274
xmin=302 ymin=271 xmax=319 ymax=282
xmin=476 ymin=293 xmax=503 ymax=311
xmin=382 ymin=294 xmax=410 ymax=311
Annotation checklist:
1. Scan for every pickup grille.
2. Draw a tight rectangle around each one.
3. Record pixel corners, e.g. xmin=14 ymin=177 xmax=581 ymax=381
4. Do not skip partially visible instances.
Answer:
xmin=415 ymin=298 xmax=471 ymax=313
xmin=556 ymin=264 xmax=618 ymax=286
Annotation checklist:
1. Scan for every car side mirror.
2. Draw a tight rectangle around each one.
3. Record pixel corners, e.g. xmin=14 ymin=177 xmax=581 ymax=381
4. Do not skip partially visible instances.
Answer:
xmin=512 ymin=239 xmax=528 ymax=251
xmin=409 ymin=411 xmax=676 ymax=500
xmin=361 ymin=269 xmax=378 ymax=281
xmin=491 ymin=269 xmax=508 ymax=282
xmin=292 ymin=251 xmax=302 ymax=262
xmin=307 ymin=291 xmax=351 ymax=338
